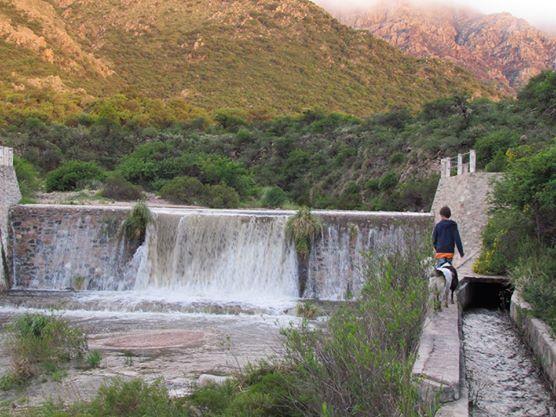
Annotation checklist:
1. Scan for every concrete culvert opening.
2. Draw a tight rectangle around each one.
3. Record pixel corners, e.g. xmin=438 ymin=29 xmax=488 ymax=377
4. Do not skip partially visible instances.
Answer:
xmin=460 ymin=280 xmax=514 ymax=310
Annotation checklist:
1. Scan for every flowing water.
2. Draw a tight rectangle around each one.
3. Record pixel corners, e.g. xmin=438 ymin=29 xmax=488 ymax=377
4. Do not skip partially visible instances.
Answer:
xmin=10 ymin=206 xmax=431 ymax=310
xmin=463 ymin=308 xmax=555 ymax=417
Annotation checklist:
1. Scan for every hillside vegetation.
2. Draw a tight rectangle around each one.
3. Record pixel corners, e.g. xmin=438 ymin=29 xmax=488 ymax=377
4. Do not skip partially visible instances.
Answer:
xmin=3 ymin=71 xmax=555 ymax=212
xmin=0 ymin=0 xmax=498 ymax=117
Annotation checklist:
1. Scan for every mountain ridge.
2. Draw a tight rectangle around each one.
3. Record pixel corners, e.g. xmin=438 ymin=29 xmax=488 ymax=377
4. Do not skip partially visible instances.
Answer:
xmin=0 ymin=0 xmax=498 ymax=117
xmin=319 ymin=0 xmax=556 ymax=92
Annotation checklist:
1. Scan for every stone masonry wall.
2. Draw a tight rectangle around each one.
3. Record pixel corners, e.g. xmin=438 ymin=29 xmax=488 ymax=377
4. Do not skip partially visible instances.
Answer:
xmin=8 ymin=205 xmax=135 ymax=290
xmin=0 ymin=164 xmax=22 ymax=290
xmin=431 ymin=172 xmax=502 ymax=271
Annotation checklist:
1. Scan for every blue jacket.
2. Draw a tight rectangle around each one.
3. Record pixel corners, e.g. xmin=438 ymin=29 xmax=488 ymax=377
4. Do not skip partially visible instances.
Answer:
xmin=433 ymin=219 xmax=464 ymax=257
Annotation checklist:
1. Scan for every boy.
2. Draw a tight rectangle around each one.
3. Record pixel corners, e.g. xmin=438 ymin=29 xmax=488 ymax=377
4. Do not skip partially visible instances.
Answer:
xmin=433 ymin=206 xmax=464 ymax=268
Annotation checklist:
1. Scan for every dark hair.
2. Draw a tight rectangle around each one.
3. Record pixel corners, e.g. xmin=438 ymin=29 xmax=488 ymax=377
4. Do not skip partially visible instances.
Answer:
xmin=440 ymin=206 xmax=451 ymax=218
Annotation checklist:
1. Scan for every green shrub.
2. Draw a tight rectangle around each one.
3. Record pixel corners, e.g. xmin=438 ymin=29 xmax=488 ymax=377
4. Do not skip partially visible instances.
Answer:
xmin=282 ymin=246 xmax=431 ymax=417
xmin=86 ymin=350 xmax=102 ymax=369
xmin=122 ymin=202 xmax=152 ymax=243
xmin=13 ymin=156 xmax=40 ymax=201
xmin=159 ymin=176 xmax=207 ymax=205
xmin=206 ymin=184 xmax=240 ymax=208
xmin=511 ymin=248 xmax=556 ymax=333
xmin=45 ymin=160 xmax=106 ymax=192
xmin=379 ymin=171 xmax=398 ymax=191
xmin=474 ymin=209 xmax=533 ymax=275
xmin=4 ymin=313 xmax=87 ymax=380
xmin=261 ymin=186 xmax=287 ymax=208
xmin=296 ymin=302 xmax=321 ymax=320
xmin=101 ymin=174 xmax=142 ymax=201
xmin=286 ymin=207 xmax=322 ymax=258
xmin=214 ymin=108 xmax=248 ymax=131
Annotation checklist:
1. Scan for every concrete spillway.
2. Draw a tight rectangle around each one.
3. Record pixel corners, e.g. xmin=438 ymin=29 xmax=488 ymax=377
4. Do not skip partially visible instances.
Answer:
xmin=7 ymin=205 xmax=431 ymax=308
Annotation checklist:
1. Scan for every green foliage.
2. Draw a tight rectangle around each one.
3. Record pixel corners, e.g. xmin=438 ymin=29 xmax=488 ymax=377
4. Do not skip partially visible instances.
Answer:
xmin=160 ymin=176 xmax=206 ymax=205
xmin=261 ymin=186 xmax=288 ymax=208
xmin=474 ymin=209 xmax=533 ymax=275
xmin=206 ymin=184 xmax=240 ymax=209
xmin=511 ymin=248 xmax=556 ymax=333
xmin=494 ymin=143 xmax=556 ymax=243
xmin=45 ymin=160 xmax=106 ymax=192
xmin=122 ymin=202 xmax=152 ymax=243
xmin=2 ymin=71 xmax=555 ymax=212
xmin=86 ymin=350 xmax=102 ymax=369
xmin=477 ymin=141 xmax=556 ymax=332
xmin=379 ymin=171 xmax=399 ymax=191
xmin=295 ymin=302 xmax=321 ymax=320
xmin=101 ymin=173 xmax=142 ymax=201
xmin=286 ymin=207 xmax=322 ymax=258
xmin=282 ymin=246 xmax=431 ymax=417
xmin=3 ymin=313 xmax=87 ymax=382
xmin=518 ymin=70 xmax=556 ymax=119
xmin=214 ymin=108 xmax=248 ymax=131
xmin=13 ymin=156 xmax=40 ymax=201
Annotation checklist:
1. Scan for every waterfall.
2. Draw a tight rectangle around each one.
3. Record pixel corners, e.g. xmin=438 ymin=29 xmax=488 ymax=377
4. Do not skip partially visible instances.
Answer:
xmin=9 ymin=206 xmax=432 ymax=305
xmin=305 ymin=222 xmax=409 ymax=300
xmin=132 ymin=212 xmax=298 ymax=303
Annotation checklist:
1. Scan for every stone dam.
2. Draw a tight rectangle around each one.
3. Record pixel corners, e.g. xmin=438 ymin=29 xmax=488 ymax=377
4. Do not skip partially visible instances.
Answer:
xmin=7 ymin=204 xmax=432 ymax=307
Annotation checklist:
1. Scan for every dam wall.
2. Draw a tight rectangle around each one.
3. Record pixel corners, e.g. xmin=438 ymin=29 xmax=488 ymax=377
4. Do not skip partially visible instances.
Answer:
xmin=8 ymin=205 xmax=432 ymax=301
xmin=0 ymin=146 xmax=21 ymax=290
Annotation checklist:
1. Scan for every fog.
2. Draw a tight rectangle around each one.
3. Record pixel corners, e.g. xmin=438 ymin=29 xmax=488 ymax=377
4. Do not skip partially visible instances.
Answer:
xmin=313 ymin=0 xmax=556 ymax=33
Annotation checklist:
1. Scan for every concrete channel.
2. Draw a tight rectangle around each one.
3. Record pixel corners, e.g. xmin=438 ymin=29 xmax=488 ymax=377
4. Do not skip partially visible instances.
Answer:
xmin=414 ymin=274 xmax=556 ymax=416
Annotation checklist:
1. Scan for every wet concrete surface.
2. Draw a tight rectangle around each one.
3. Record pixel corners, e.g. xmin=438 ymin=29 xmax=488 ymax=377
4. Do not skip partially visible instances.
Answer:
xmin=0 ymin=302 xmax=299 ymax=408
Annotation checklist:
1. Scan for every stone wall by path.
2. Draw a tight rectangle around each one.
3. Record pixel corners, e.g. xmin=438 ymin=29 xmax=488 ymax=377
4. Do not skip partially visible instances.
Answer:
xmin=0 ymin=151 xmax=22 ymax=290
xmin=511 ymin=291 xmax=556 ymax=396
xmin=431 ymin=172 xmax=502 ymax=272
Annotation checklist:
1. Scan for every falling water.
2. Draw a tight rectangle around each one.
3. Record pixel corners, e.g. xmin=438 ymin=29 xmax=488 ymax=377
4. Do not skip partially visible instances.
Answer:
xmin=8 ymin=206 xmax=432 ymax=308
xmin=132 ymin=211 xmax=298 ymax=304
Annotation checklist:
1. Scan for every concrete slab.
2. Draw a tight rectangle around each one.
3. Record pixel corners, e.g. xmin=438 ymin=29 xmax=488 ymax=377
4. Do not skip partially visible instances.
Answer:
xmin=413 ymin=303 xmax=461 ymax=404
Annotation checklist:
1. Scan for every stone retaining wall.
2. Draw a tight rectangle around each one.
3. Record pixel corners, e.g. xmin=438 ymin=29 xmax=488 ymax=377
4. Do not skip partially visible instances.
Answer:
xmin=0 ymin=162 xmax=22 ymax=290
xmin=510 ymin=291 xmax=556 ymax=396
xmin=8 ymin=205 xmax=134 ymax=289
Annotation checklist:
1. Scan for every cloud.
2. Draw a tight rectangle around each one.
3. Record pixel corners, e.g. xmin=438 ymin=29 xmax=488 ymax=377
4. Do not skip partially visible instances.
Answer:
xmin=313 ymin=0 xmax=556 ymax=32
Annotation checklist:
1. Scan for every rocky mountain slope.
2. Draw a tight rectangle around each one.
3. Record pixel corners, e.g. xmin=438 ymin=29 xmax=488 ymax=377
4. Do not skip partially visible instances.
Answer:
xmin=0 ymin=0 xmax=497 ymax=116
xmin=320 ymin=0 xmax=556 ymax=92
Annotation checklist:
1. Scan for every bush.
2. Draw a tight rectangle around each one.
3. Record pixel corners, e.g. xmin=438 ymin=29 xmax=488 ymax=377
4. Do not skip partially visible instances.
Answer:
xmin=45 ymin=160 xmax=106 ymax=192
xmin=122 ymin=202 xmax=152 ymax=243
xmin=206 ymin=184 xmax=240 ymax=208
xmin=282 ymin=246 xmax=431 ymax=417
xmin=286 ymin=207 xmax=322 ymax=258
xmin=474 ymin=209 xmax=533 ymax=275
xmin=511 ymin=248 xmax=556 ymax=333
xmin=13 ymin=156 xmax=40 ymax=201
xmin=3 ymin=313 xmax=87 ymax=381
xmin=159 ymin=176 xmax=207 ymax=205
xmin=101 ymin=174 xmax=142 ymax=201
xmin=86 ymin=350 xmax=102 ymax=369
xmin=261 ymin=186 xmax=287 ymax=208
xmin=379 ymin=171 xmax=399 ymax=191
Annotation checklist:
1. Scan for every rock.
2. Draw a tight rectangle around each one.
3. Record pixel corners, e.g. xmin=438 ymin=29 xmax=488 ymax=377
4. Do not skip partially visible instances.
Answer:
xmin=197 ymin=374 xmax=232 ymax=387
xmin=327 ymin=1 xmax=556 ymax=91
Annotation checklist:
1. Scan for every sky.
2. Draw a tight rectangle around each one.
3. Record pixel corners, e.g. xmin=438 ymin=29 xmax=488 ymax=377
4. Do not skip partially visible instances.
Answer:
xmin=314 ymin=0 xmax=556 ymax=32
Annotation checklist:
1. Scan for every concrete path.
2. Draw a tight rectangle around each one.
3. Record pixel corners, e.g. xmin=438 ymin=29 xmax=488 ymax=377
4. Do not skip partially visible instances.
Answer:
xmin=413 ymin=304 xmax=461 ymax=404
